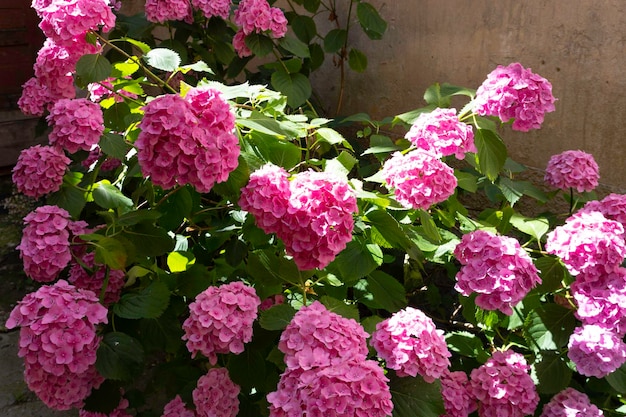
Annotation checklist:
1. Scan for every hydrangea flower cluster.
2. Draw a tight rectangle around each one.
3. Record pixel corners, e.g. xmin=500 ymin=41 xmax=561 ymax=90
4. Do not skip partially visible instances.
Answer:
xmin=440 ymin=370 xmax=477 ymax=417
xmin=135 ymin=88 xmax=239 ymax=193
xmin=82 ymin=147 xmax=122 ymax=172
xmin=370 ymin=306 xmax=451 ymax=381
xmin=161 ymin=395 xmax=195 ymax=417
xmin=192 ymin=368 xmax=240 ymax=417
xmin=239 ymin=164 xmax=357 ymax=270
xmin=12 ymin=145 xmax=70 ymax=198
xmin=192 ymin=0 xmax=232 ymax=19
xmin=381 ymin=150 xmax=457 ymax=210
xmin=539 ymin=387 xmax=604 ymax=417
xmin=182 ymin=281 xmax=261 ymax=364
xmin=18 ymin=205 xmax=88 ymax=282
xmin=144 ymin=0 xmax=192 ymax=23
xmin=473 ymin=62 xmax=556 ymax=131
xmin=545 ymin=211 xmax=626 ymax=276
xmin=405 ymin=108 xmax=476 ymax=159
xmin=47 ymin=98 xmax=105 ymax=154
xmin=18 ymin=77 xmax=52 ymax=116
xmin=567 ymin=324 xmax=626 ymax=378
xmin=233 ymin=30 xmax=252 ymax=57
xmin=36 ymin=0 xmax=116 ymax=46
xmin=453 ymin=230 xmax=541 ymax=315
xmin=234 ymin=0 xmax=288 ymax=38
xmin=79 ymin=395 xmax=131 ymax=417
xmin=579 ymin=193 xmax=626 ymax=227
xmin=278 ymin=301 xmax=369 ymax=370
xmin=68 ymin=252 xmax=126 ymax=306
xmin=544 ymin=150 xmax=599 ymax=192
xmin=260 ymin=294 xmax=285 ymax=311
xmin=5 ymin=280 xmax=108 ymax=410
xmin=469 ymin=350 xmax=539 ymax=417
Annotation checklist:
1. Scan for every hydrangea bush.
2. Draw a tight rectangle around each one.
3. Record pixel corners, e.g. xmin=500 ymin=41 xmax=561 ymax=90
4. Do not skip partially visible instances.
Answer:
xmin=6 ymin=1 xmax=626 ymax=416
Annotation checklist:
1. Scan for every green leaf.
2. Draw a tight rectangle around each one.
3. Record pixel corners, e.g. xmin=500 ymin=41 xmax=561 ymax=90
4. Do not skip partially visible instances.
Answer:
xmin=417 ymin=210 xmax=442 ymax=243
xmin=104 ymin=101 xmax=131 ymax=132
xmin=348 ymin=48 xmax=368 ymax=72
xmin=139 ymin=314 xmax=184 ymax=354
xmin=497 ymin=177 xmax=524 ymax=206
xmin=524 ymin=304 xmax=576 ymax=351
xmin=291 ymin=15 xmax=317 ymax=43
xmin=302 ymin=0 xmax=320 ymax=12
xmin=535 ymin=256 xmax=568 ymax=293
xmin=122 ymin=223 xmax=174 ymax=257
xmin=323 ymin=29 xmax=347 ymax=53
xmin=423 ymin=83 xmax=475 ymax=107
xmin=366 ymin=271 xmax=407 ymax=313
xmin=389 ymin=373 xmax=445 ymax=417
xmin=93 ymin=236 xmax=129 ymax=270
xmin=271 ymin=69 xmax=312 ymax=108
xmin=455 ymin=170 xmax=478 ymax=192
xmin=143 ymin=48 xmax=181 ymax=71
xmin=259 ymin=303 xmax=297 ymax=331
xmin=249 ymin=133 xmax=302 ymax=169
xmin=533 ymin=351 xmax=572 ymax=394
xmin=93 ymin=182 xmax=133 ymax=210
xmin=320 ymin=295 xmax=360 ymax=321
xmin=96 ymin=332 xmax=145 ymax=380
xmin=113 ymin=280 xmax=171 ymax=319
xmin=356 ymin=2 xmax=387 ymax=40
xmin=47 ymin=181 xmax=86 ymax=218
xmin=605 ymin=363 xmax=626 ymax=392
xmin=510 ymin=213 xmax=549 ymax=242
xmin=238 ymin=111 xmax=288 ymax=138
xmin=361 ymin=134 xmax=401 ymax=156
xmin=308 ymin=42 xmax=325 ymax=71
xmin=279 ymin=36 xmax=310 ymax=58
xmin=445 ymin=331 xmax=489 ymax=362
xmin=228 ymin=349 xmax=267 ymax=393
xmin=120 ymin=37 xmax=151 ymax=54
xmin=327 ymin=239 xmax=382 ymax=285
xmin=75 ymin=54 xmax=112 ymax=84
xmin=245 ymin=33 xmax=274 ymax=57
xmin=474 ymin=128 xmax=507 ymax=181
xmin=100 ymin=133 xmax=129 ymax=160
xmin=167 ymin=251 xmax=196 ymax=273
xmin=366 ymin=209 xmax=420 ymax=259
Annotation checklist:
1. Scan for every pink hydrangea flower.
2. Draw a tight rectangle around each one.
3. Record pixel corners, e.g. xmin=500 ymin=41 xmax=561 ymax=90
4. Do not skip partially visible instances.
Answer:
xmin=440 ymin=370 xmax=477 ymax=417
xmin=233 ymin=30 xmax=253 ymax=58
xmin=87 ymin=77 xmax=139 ymax=103
xmin=182 ymin=281 xmax=261 ymax=364
xmin=82 ymin=147 xmax=122 ymax=172
xmin=267 ymin=358 xmax=394 ymax=417
xmin=38 ymin=0 xmax=116 ymax=46
xmin=405 ymin=108 xmax=476 ymax=159
xmin=135 ymin=89 xmax=239 ymax=193
xmin=234 ymin=0 xmax=287 ymax=38
xmin=539 ymin=387 xmax=604 ymax=417
xmin=79 ymin=395 xmax=131 ymax=417
xmin=260 ymin=294 xmax=285 ymax=311
xmin=279 ymin=301 xmax=369 ymax=370
xmin=239 ymin=165 xmax=357 ymax=271
xmin=47 ymin=98 xmax=105 ymax=154
xmin=544 ymin=150 xmax=599 ymax=192
xmin=370 ymin=306 xmax=450 ymax=381
xmin=191 ymin=0 xmax=231 ymax=19
xmin=5 ymin=280 xmax=108 ymax=410
xmin=474 ymin=62 xmax=556 ymax=131
xmin=453 ymin=229 xmax=541 ymax=315
xmin=18 ymin=205 xmax=87 ymax=282
xmin=579 ymin=193 xmax=626 ymax=228
xmin=192 ymin=368 xmax=240 ymax=417
xmin=68 ymin=252 xmax=126 ymax=306
xmin=381 ymin=150 xmax=457 ymax=210
xmin=469 ymin=350 xmax=539 ymax=417
xmin=18 ymin=77 xmax=53 ymax=116
xmin=546 ymin=211 xmax=626 ymax=276
xmin=567 ymin=324 xmax=626 ymax=378
xmin=12 ymin=145 xmax=70 ymax=198
xmin=161 ymin=395 xmax=196 ymax=417
xmin=145 ymin=0 xmax=192 ymax=23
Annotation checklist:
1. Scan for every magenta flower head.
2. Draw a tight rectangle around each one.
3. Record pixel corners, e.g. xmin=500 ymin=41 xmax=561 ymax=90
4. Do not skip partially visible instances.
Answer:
xmin=440 ymin=370 xmax=477 ymax=417
xmin=540 ymin=387 xmax=604 ymax=417
xmin=381 ymin=150 xmax=457 ymax=210
xmin=193 ymin=368 xmax=240 ymax=417
xmin=182 ymin=281 xmax=261 ymax=364
xmin=546 ymin=211 xmax=626 ymax=276
xmin=453 ymin=229 xmax=541 ymax=315
xmin=233 ymin=30 xmax=253 ymax=58
xmin=47 ymin=98 xmax=105 ymax=154
xmin=267 ymin=358 xmax=394 ymax=417
xmin=405 ymin=108 xmax=476 ymax=159
xmin=370 ymin=306 xmax=450 ymax=381
xmin=145 ymin=0 xmax=192 ymax=23
xmin=161 ymin=395 xmax=195 ymax=417
xmin=12 ymin=145 xmax=70 ymax=198
xmin=474 ymin=62 xmax=556 ymax=131
xmin=18 ymin=77 xmax=53 ymax=116
xmin=470 ymin=349 xmax=539 ymax=417
xmin=68 ymin=252 xmax=126 ymax=306
xmin=234 ymin=0 xmax=288 ymax=38
xmin=191 ymin=0 xmax=232 ymax=19
xmin=568 ymin=324 xmax=626 ymax=378
xmin=544 ymin=150 xmax=599 ymax=192
xmin=279 ymin=301 xmax=369 ymax=370
xmin=579 ymin=193 xmax=626 ymax=228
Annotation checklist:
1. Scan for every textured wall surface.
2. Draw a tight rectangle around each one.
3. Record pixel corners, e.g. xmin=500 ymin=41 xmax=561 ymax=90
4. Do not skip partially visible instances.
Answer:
xmin=310 ymin=0 xmax=626 ymax=190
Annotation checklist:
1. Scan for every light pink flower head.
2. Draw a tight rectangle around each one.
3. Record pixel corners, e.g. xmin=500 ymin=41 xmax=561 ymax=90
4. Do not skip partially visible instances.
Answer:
xmin=546 ymin=211 xmax=626 ymax=276
xmin=47 ymin=98 xmax=105 ymax=154
xmin=474 ymin=62 xmax=556 ymax=132
xmin=405 ymin=108 xmax=476 ymax=159
xmin=145 ymin=0 xmax=192 ymax=23
xmin=193 ymin=368 xmax=240 ymax=417
xmin=440 ymin=370 xmax=477 ymax=417
xmin=191 ymin=0 xmax=231 ymax=19
xmin=12 ymin=145 xmax=70 ymax=198
xmin=568 ymin=324 xmax=626 ymax=378
xmin=539 ymin=387 xmax=604 ymax=417
xmin=454 ymin=229 xmax=541 ymax=315
xmin=381 ymin=150 xmax=457 ymax=210
xmin=18 ymin=77 xmax=53 ymax=116
xmin=544 ymin=150 xmax=599 ymax=192
xmin=182 ymin=281 xmax=261 ymax=364
xmin=279 ymin=301 xmax=369 ymax=370
xmin=470 ymin=350 xmax=539 ymax=417
xmin=370 ymin=306 xmax=450 ymax=381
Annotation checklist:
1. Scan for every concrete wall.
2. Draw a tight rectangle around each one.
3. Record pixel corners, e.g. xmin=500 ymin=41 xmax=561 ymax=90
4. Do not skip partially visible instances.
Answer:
xmin=311 ymin=0 xmax=626 ymax=190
